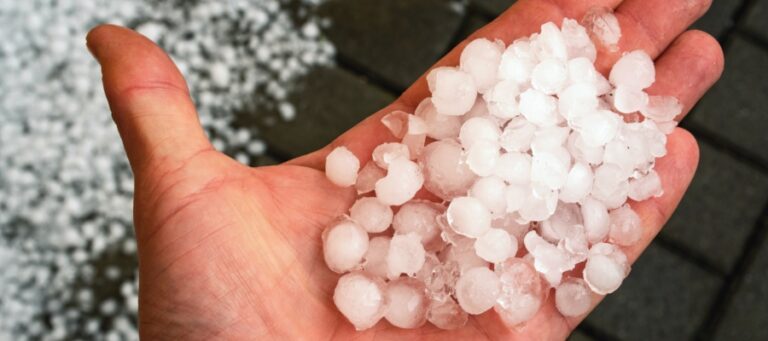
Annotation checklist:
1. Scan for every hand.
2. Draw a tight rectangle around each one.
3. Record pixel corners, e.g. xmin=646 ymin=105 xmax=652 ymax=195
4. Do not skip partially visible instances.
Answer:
xmin=87 ymin=0 xmax=723 ymax=339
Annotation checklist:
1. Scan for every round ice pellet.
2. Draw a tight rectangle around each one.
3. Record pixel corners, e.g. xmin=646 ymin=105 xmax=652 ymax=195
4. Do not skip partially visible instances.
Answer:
xmin=323 ymin=220 xmax=369 ymax=273
xmin=581 ymin=196 xmax=611 ymax=244
xmin=494 ymin=258 xmax=544 ymax=327
xmin=427 ymin=67 xmax=478 ymax=116
xmin=474 ymin=228 xmax=516 ymax=263
xmin=363 ymin=236 xmax=391 ymax=279
xmin=584 ymin=243 xmax=630 ymax=295
xmin=469 ymin=176 xmax=508 ymax=217
xmin=333 ymin=272 xmax=388 ymax=330
xmin=455 ymin=267 xmax=501 ymax=315
xmin=392 ymin=201 xmax=442 ymax=247
xmin=608 ymin=204 xmax=642 ymax=246
xmin=555 ymin=278 xmax=592 ymax=317
xmin=387 ymin=232 xmax=426 ymax=278
xmin=325 ymin=146 xmax=359 ymax=187
xmin=384 ymin=278 xmax=429 ymax=329
xmin=420 ymin=140 xmax=477 ymax=200
xmin=460 ymin=38 xmax=504 ymax=92
xmin=350 ymin=197 xmax=393 ymax=233
xmin=447 ymin=197 xmax=492 ymax=238
xmin=609 ymin=50 xmax=655 ymax=90
xmin=427 ymin=297 xmax=468 ymax=330
xmin=375 ymin=157 xmax=423 ymax=206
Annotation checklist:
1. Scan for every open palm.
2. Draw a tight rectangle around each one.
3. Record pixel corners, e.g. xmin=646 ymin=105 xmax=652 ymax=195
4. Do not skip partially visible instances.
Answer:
xmin=88 ymin=0 xmax=723 ymax=339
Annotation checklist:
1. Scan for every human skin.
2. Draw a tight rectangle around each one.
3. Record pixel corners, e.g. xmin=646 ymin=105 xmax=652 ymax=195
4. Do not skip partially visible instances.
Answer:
xmin=87 ymin=0 xmax=724 ymax=339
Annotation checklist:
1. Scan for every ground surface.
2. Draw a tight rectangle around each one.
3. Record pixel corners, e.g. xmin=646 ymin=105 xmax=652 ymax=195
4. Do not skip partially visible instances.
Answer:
xmin=248 ymin=0 xmax=768 ymax=339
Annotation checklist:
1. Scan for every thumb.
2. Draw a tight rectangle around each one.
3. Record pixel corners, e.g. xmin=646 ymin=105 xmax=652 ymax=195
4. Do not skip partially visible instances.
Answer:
xmin=87 ymin=24 xmax=213 ymax=178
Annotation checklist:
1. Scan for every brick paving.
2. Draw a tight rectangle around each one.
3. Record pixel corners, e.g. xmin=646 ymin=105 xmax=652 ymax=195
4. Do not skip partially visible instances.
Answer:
xmin=256 ymin=0 xmax=768 ymax=339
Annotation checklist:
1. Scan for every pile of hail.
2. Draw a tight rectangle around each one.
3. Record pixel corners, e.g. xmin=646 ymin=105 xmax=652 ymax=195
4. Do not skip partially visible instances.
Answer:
xmin=323 ymin=17 xmax=680 ymax=331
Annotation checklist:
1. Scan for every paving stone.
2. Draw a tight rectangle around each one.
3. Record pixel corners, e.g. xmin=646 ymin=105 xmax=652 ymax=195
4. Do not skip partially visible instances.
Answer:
xmin=319 ymin=0 xmax=465 ymax=90
xmin=567 ymin=330 xmax=597 ymax=341
xmin=241 ymin=67 xmax=395 ymax=158
xmin=661 ymin=141 xmax=768 ymax=271
xmin=586 ymin=243 xmax=722 ymax=341
xmin=691 ymin=0 xmax=741 ymax=38
xmin=745 ymin=0 xmax=768 ymax=40
xmin=688 ymin=37 xmax=768 ymax=163
xmin=473 ymin=0 xmax=516 ymax=17
xmin=714 ymin=227 xmax=768 ymax=340
xmin=454 ymin=13 xmax=490 ymax=42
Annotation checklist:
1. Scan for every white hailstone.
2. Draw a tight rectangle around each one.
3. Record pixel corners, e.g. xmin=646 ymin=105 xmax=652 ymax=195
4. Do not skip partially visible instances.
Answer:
xmin=559 ymin=83 xmax=599 ymax=120
xmin=384 ymin=278 xmax=429 ymax=329
xmin=500 ymin=117 xmax=537 ymax=152
xmin=372 ymin=143 xmax=411 ymax=170
xmin=580 ymin=196 xmax=611 ymax=244
xmin=524 ymin=231 xmax=575 ymax=286
xmin=592 ymin=163 xmax=629 ymax=209
xmin=609 ymin=50 xmax=655 ymax=90
xmin=657 ymin=120 xmax=679 ymax=135
xmin=380 ymin=111 xmax=411 ymax=138
xmin=325 ymin=146 xmax=360 ymax=187
xmin=375 ymin=157 xmax=423 ymax=206
xmin=561 ymin=18 xmax=597 ymax=62
xmin=459 ymin=117 xmax=501 ymax=149
xmin=505 ymin=184 xmax=529 ymax=214
xmin=454 ymin=267 xmax=501 ymax=315
xmin=518 ymin=185 xmax=559 ymax=222
xmin=530 ymin=151 xmax=570 ymax=190
xmin=534 ymin=22 xmax=568 ymax=61
xmin=444 ymin=237 xmax=491 ymax=273
xmin=420 ymin=140 xmax=477 ymax=200
xmin=540 ymin=202 xmax=583 ymax=243
xmin=349 ymin=197 xmax=393 ymax=233
xmin=355 ymin=162 xmax=386 ymax=194
xmin=567 ymin=57 xmax=600 ymax=84
xmin=608 ymin=204 xmax=643 ymax=246
xmin=392 ymin=201 xmax=442 ymax=248
xmin=641 ymin=95 xmax=682 ymax=122
xmin=582 ymin=8 xmax=621 ymax=49
xmin=494 ymin=258 xmax=544 ymax=326
xmin=427 ymin=67 xmax=478 ymax=116
xmin=209 ymin=62 xmax=231 ymax=87
xmin=323 ymin=219 xmax=369 ymax=273
xmin=466 ymin=140 xmax=500 ymax=177
xmin=628 ymin=170 xmax=663 ymax=201
xmin=613 ymin=86 xmax=649 ymax=114
xmin=531 ymin=59 xmax=568 ymax=95
xmin=387 ymin=232 xmax=427 ymax=278
xmin=555 ymin=278 xmax=592 ymax=317
xmin=470 ymin=176 xmax=508 ymax=217
xmin=494 ymin=152 xmax=532 ymax=185
xmin=568 ymin=131 xmax=605 ymax=165
xmin=460 ymin=38 xmax=504 ymax=92
xmin=559 ymin=163 xmax=594 ymax=203
xmin=498 ymin=42 xmax=537 ymax=84
xmin=474 ymin=228 xmax=517 ymax=263
xmin=427 ymin=297 xmax=468 ymax=330
xmin=493 ymin=214 xmax=531 ymax=243
xmin=573 ymin=110 xmax=619 ymax=147
xmin=484 ymin=80 xmax=520 ymax=119
xmin=462 ymin=97 xmax=492 ymax=122
xmin=531 ymin=126 xmax=570 ymax=154
xmin=519 ymin=89 xmax=558 ymax=127
xmin=333 ymin=272 xmax=388 ymax=330
xmin=363 ymin=237 xmax=391 ymax=279
xmin=447 ymin=197 xmax=492 ymax=238
xmin=415 ymin=98 xmax=462 ymax=140
xmin=583 ymin=243 xmax=630 ymax=295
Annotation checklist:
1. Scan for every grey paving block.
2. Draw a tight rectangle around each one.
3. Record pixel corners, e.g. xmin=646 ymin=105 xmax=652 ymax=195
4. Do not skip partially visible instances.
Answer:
xmin=586 ymin=243 xmax=722 ymax=341
xmin=745 ymin=0 xmax=768 ymax=40
xmin=454 ymin=13 xmax=490 ymax=43
xmin=243 ymin=67 xmax=394 ymax=158
xmin=473 ymin=0 xmax=516 ymax=17
xmin=714 ymin=227 xmax=768 ymax=340
xmin=319 ymin=0 xmax=465 ymax=90
xmin=661 ymin=141 xmax=768 ymax=271
xmin=568 ymin=330 xmax=597 ymax=341
xmin=688 ymin=37 xmax=768 ymax=163
xmin=691 ymin=0 xmax=740 ymax=38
